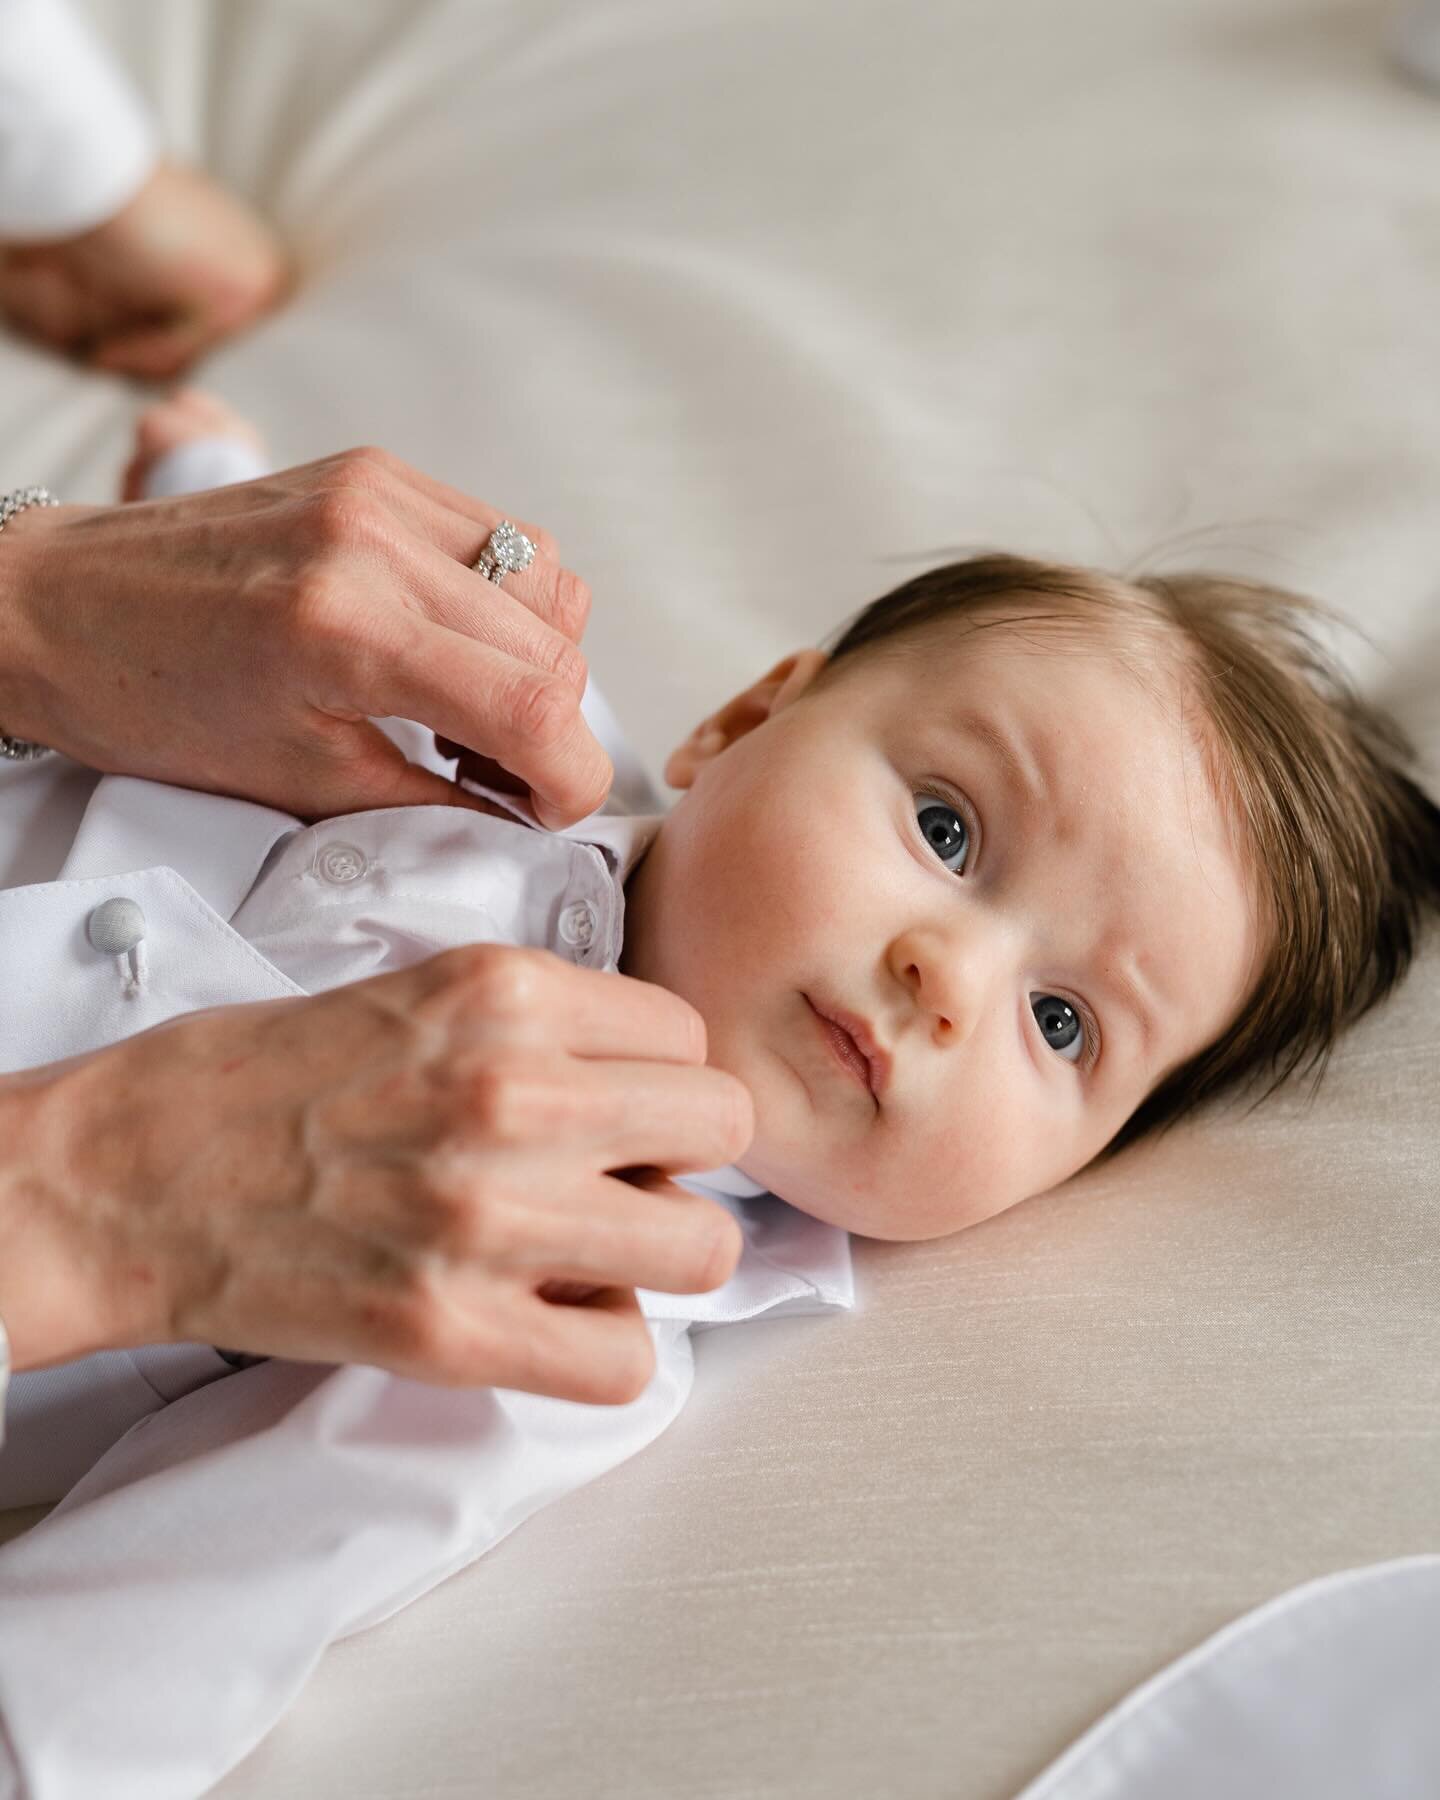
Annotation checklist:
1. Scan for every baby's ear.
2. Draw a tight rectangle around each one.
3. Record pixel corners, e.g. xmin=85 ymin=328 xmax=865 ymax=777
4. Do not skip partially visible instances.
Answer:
xmin=664 ymin=649 xmax=828 ymax=790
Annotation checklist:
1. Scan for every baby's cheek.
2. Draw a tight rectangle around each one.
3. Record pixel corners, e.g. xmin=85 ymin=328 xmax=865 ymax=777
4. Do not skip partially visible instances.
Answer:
xmin=699 ymin=805 xmax=816 ymax=952
xmin=886 ymin=1087 xmax=1031 ymax=1239
xmin=749 ymin=797 xmax=851 ymax=923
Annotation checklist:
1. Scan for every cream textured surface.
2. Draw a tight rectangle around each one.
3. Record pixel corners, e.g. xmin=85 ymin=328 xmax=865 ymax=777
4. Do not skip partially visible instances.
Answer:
xmin=1 ymin=2 xmax=1438 ymax=1796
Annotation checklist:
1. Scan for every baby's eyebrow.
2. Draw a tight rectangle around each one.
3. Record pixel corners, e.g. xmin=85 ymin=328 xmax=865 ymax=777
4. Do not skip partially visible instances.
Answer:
xmin=1095 ymin=954 xmax=1162 ymax=1063
xmin=947 ymin=710 xmax=1163 ymax=1064
xmin=950 ymin=710 xmax=1049 ymax=816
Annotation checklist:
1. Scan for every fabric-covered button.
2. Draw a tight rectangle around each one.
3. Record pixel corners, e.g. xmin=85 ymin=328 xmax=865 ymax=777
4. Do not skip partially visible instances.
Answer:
xmin=558 ymin=900 xmax=597 ymax=950
xmin=317 ymin=843 xmax=367 ymax=885
xmin=87 ymin=896 xmax=146 ymax=955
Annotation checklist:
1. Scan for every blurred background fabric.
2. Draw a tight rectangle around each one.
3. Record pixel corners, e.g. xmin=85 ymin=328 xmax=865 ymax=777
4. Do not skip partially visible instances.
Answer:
xmin=1 ymin=2 xmax=1437 ymax=1796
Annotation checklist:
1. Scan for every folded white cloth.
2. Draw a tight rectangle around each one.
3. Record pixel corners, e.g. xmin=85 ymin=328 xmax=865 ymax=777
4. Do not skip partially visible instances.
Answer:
xmin=1014 ymin=1555 xmax=1440 ymax=1800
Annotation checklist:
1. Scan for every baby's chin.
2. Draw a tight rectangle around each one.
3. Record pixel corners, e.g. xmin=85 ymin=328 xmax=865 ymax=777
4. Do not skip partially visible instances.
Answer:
xmin=732 ymin=1136 xmax=914 ymax=1239
xmin=735 ymin=1123 xmax=1018 ymax=1243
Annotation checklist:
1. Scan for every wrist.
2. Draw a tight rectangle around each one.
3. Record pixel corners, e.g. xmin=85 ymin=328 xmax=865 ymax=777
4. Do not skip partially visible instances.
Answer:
xmin=0 ymin=1052 xmax=170 ymax=1370
xmin=0 ymin=1064 xmax=93 ymax=1369
xmin=0 ymin=501 xmax=86 ymax=750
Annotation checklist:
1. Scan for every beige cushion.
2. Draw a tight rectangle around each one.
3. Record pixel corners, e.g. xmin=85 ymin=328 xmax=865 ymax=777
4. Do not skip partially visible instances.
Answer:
xmin=2 ymin=2 xmax=1436 ymax=1795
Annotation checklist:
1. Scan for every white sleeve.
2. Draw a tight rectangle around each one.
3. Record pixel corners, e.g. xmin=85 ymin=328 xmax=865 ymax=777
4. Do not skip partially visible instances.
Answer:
xmin=139 ymin=437 xmax=273 ymax=497
xmin=0 ymin=1324 xmax=694 ymax=1799
xmin=0 ymin=0 xmax=159 ymax=239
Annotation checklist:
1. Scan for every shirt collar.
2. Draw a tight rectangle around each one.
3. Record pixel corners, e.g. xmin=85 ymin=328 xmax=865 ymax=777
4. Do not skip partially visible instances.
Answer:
xmin=455 ymin=776 xmax=663 ymax=884
xmin=59 ymin=776 xmax=301 ymax=921
xmin=682 ymin=1163 xmax=771 ymax=1200
xmin=650 ymin=1171 xmax=856 ymax=1325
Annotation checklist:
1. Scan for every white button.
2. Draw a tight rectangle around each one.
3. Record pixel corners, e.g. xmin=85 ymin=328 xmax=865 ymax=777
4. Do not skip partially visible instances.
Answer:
xmin=558 ymin=900 xmax=597 ymax=949
xmin=317 ymin=843 xmax=367 ymax=885
xmin=87 ymin=896 xmax=146 ymax=955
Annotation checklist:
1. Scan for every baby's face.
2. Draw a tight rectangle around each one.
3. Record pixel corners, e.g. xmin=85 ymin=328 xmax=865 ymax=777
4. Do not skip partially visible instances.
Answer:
xmin=620 ymin=618 xmax=1262 ymax=1240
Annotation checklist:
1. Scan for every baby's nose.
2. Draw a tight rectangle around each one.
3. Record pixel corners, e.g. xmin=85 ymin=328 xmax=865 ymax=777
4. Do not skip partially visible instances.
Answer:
xmin=886 ymin=924 xmax=988 ymax=1046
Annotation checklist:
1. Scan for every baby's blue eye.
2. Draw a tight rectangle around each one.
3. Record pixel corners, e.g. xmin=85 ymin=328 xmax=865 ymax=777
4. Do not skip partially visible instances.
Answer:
xmin=1031 ymin=994 xmax=1084 ymax=1063
xmin=913 ymin=793 xmax=1090 ymax=1068
xmin=914 ymin=794 xmax=970 ymax=873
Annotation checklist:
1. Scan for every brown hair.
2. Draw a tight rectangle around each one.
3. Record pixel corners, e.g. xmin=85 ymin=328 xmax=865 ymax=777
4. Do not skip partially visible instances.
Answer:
xmin=818 ymin=554 xmax=1440 ymax=1160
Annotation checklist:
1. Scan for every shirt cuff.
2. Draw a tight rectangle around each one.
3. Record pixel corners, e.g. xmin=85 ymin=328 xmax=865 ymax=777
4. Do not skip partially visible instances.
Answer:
xmin=140 ymin=437 xmax=273 ymax=500
xmin=0 ymin=0 xmax=160 ymax=240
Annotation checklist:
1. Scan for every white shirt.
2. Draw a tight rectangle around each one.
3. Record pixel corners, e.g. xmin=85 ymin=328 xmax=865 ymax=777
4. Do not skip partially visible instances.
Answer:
xmin=0 ymin=0 xmax=158 ymax=238
xmin=0 ymin=718 xmax=854 ymax=1798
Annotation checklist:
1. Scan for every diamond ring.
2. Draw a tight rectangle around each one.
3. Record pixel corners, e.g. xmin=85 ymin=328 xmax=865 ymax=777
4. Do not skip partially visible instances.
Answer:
xmin=473 ymin=520 xmax=536 ymax=586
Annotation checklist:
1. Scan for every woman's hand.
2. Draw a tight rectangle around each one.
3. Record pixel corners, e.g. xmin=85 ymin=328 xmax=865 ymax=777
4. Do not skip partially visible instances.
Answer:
xmin=1 ymin=946 xmax=752 ymax=1406
xmin=0 ymin=446 xmax=612 ymax=826
xmin=0 ymin=159 xmax=291 ymax=379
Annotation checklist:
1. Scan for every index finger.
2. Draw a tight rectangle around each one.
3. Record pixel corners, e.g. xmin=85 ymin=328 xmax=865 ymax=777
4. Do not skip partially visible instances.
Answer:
xmin=378 ymin=619 xmax=613 ymax=827
xmin=547 ymin=961 xmax=711 ymax=1066
xmin=455 ymin=957 xmax=709 ymax=1065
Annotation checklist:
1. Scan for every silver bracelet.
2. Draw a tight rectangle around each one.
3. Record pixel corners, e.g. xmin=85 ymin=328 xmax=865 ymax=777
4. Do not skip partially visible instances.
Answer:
xmin=0 ymin=486 xmax=60 ymax=761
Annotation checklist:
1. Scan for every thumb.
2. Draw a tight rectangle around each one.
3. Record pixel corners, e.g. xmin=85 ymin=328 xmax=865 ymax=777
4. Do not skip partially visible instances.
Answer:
xmin=89 ymin=314 xmax=215 ymax=380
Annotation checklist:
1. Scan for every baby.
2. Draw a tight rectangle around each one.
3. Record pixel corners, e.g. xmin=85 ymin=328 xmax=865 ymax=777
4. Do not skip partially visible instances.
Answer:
xmin=132 ymin=390 xmax=1440 ymax=1243
xmin=2 ymin=389 xmax=1437 ymax=1797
